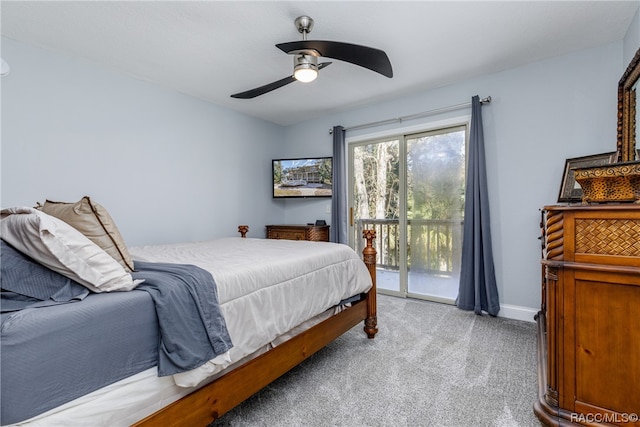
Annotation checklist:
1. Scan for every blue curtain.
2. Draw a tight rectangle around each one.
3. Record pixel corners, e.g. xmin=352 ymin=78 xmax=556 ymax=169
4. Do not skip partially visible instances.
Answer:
xmin=331 ymin=126 xmax=347 ymax=243
xmin=456 ymin=96 xmax=500 ymax=316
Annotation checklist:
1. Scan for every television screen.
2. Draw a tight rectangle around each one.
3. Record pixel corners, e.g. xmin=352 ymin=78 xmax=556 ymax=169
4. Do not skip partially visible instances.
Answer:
xmin=272 ymin=157 xmax=333 ymax=198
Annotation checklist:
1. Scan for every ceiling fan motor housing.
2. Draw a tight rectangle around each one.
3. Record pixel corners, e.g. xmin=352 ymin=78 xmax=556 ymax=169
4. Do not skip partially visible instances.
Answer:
xmin=294 ymin=53 xmax=318 ymax=68
xmin=295 ymin=16 xmax=314 ymax=38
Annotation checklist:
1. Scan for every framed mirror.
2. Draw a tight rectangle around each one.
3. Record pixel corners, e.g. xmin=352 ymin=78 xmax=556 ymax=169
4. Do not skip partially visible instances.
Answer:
xmin=573 ymin=46 xmax=640 ymax=203
xmin=617 ymin=47 xmax=640 ymax=162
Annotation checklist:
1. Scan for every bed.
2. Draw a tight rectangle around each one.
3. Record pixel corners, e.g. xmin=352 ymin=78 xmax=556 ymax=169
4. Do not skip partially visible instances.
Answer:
xmin=0 ymin=201 xmax=378 ymax=427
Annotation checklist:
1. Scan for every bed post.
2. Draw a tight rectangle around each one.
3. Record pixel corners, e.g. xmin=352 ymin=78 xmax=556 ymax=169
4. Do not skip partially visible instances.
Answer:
xmin=238 ymin=225 xmax=249 ymax=238
xmin=362 ymin=229 xmax=378 ymax=339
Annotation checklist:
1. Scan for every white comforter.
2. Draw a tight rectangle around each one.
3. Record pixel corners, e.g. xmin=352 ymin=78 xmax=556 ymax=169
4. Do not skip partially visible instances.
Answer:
xmin=128 ymin=237 xmax=372 ymax=387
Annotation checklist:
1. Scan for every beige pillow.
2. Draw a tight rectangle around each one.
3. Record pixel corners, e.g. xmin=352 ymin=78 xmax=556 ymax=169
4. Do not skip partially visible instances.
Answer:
xmin=0 ymin=207 xmax=140 ymax=293
xmin=38 ymin=197 xmax=134 ymax=272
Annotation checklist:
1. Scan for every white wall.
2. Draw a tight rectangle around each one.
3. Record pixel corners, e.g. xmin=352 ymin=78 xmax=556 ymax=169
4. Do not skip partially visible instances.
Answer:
xmin=1 ymin=37 xmax=286 ymax=245
xmin=281 ymin=42 xmax=623 ymax=314
xmin=624 ymin=7 xmax=640 ymax=65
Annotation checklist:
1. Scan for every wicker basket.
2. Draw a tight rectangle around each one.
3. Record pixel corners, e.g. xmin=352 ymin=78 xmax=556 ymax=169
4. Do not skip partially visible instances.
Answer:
xmin=574 ymin=160 xmax=640 ymax=203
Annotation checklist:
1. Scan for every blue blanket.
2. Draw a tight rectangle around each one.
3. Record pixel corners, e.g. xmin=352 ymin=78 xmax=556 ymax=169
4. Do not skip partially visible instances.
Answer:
xmin=132 ymin=261 xmax=233 ymax=376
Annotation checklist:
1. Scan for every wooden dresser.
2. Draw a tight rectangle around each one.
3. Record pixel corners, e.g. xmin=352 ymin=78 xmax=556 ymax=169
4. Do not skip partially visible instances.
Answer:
xmin=265 ymin=224 xmax=330 ymax=242
xmin=535 ymin=205 xmax=640 ymax=426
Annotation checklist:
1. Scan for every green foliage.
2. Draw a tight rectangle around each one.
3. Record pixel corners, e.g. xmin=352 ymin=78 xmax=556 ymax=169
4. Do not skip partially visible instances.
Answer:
xmin=273 ymin=161 xmax=282 ymax=184
xmin=407 ymin=129 xmax=466 ymax=221
xmin=353 ymin=126 xmax=467 ymax=275
xmin=318 ymin=158 xmax=332 ymax=184
xmin=354 ymin=140 xmax=400 ymax=219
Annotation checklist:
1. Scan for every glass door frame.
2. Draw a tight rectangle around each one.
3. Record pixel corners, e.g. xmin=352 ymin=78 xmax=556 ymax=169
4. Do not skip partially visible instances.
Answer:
xmin=346 ymin=117 xmax=470 ymax=303
xmin=404 ymin=124 xmax=468 ymax=304
xmin=348 ymin=136 xmax=406 ymax=298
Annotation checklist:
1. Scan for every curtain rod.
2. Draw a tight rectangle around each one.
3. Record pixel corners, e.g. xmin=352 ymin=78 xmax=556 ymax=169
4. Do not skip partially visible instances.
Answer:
xmin=329 ymin=96 xmax=491 ymax=134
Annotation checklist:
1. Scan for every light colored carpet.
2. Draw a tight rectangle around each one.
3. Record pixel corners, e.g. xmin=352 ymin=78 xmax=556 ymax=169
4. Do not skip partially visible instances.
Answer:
xmin=212 ymin=295 xmax=541 ymax=427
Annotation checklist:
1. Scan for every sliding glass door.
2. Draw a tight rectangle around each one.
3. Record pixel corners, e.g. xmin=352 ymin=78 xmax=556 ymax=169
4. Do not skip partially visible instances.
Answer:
xmin=406 ymin=126 xmax=466 ymax=302
xmin=349 ymin=125 xmax=467 ymax=303
xmin=350 ymin=138 xmax=401 ymax=294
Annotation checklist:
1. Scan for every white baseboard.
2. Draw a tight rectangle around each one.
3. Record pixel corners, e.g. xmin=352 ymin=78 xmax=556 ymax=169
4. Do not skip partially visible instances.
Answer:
xmin=498 ymin=304 xmax=538 ymax=323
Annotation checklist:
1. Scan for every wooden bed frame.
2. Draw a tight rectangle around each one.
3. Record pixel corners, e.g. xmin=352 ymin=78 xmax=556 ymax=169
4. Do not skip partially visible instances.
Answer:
xmin=133 ymin=227 xmax=378 ymax=426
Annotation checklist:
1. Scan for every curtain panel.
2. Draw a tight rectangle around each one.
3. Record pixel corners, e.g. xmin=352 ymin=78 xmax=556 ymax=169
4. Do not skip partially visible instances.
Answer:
xmin=456 ymin=96 xmax=500 ymax=316
xmin=331 ymin=125 xmax=347 ymax=243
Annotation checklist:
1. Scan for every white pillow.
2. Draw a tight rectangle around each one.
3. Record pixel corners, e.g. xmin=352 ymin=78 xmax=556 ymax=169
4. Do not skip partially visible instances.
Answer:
xmin=0 ymin=207 xmax=141 ymax=293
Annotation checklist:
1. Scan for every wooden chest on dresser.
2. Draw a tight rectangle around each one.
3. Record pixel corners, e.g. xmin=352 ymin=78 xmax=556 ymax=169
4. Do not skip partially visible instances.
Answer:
xmin=535 ymin=205 xmax=640 ymax=426
xmin=265 ymin=224 xmax=330 ymax=242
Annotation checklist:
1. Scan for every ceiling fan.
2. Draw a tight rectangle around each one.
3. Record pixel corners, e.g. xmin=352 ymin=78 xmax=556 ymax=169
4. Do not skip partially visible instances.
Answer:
xmin=230 ymin=15 xmax=393 ymax=99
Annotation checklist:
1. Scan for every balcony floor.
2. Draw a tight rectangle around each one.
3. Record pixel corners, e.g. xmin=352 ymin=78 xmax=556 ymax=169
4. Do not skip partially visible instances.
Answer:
xmin=376 ymin=268 xmax=459 ymax=302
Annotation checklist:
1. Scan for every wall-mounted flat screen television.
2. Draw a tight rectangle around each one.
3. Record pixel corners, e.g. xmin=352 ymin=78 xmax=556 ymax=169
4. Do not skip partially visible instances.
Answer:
xmin=272 ymin=157 xmax=333 ymax=198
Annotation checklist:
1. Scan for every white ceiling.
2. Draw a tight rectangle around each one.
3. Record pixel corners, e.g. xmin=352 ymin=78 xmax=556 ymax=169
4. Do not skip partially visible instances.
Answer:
xmin=2 ymin=1 xmax=638 ymax=126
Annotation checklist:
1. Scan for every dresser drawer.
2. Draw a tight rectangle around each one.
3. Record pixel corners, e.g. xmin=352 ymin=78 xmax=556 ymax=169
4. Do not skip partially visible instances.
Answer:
xmin=267 ymin=228 xmax=306 ymax=240
xmin=265 ymin=225 xmax=330 ymax=242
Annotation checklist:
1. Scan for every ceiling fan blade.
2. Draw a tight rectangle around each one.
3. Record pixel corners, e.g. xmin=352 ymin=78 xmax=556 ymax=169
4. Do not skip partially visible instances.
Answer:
xmin=276 ymin=40 xmax=393 ymax=78
xmin=230 ymin=62 xmax=332 ymax=99
xmin=230 ymin=75 xmax=296 ymax=99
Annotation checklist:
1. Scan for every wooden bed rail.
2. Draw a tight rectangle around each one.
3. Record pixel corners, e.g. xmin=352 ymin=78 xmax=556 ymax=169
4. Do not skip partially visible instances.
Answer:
xmin=134 ymin=227 xmax=377 ymax=426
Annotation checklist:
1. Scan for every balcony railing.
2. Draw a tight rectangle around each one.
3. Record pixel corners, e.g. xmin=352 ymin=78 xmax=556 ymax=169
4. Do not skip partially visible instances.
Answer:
xmin=355 ymin=218 xmax=463 ymax=276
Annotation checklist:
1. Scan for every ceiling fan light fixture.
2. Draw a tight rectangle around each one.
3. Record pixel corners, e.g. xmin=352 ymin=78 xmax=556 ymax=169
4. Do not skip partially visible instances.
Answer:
xmin=293 ymin=54 xmax=318 ymax=83
xmin=294 ymin=66 xmax=317 ymax=83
